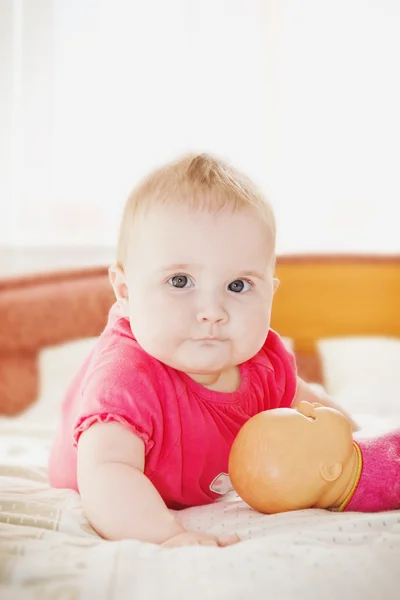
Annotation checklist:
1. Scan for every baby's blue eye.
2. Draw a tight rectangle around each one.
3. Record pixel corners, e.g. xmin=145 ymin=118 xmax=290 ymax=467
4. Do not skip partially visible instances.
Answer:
xmin=228 ymin=279 xmax=252 ymax=293
xmin=168 ymin=275 xmax=193 ymax=288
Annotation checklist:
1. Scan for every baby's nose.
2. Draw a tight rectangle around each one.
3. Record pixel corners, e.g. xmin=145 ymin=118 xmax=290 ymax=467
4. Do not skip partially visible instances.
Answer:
xmin=196 ymin=296 xmax=228 ymax=323
xmin=197 ymin=307 xmax=228 ymax=323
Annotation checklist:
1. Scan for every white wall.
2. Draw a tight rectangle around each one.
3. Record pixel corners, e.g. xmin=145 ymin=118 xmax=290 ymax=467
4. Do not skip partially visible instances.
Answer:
xmin=1 ymin=0 xmax=399 ymax=253
xmin=264 ymin=0 xmax=400 ymax=253
xmin=0 ymin=0 xmax=14 ymax=245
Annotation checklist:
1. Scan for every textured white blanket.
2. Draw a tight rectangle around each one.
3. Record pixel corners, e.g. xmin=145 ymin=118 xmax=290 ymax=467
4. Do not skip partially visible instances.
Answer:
xmin=0 ymin=420 xmax=399 ymax=600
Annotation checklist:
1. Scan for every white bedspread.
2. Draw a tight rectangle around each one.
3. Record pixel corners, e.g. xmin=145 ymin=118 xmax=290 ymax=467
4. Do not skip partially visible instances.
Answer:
xmin=0 ymin=418 xmax=400 ymax=600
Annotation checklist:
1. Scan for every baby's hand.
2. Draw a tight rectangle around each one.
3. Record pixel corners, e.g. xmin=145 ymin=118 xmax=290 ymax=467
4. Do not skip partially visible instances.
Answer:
xmin=161 ymin=530 xmax=240 ymax=548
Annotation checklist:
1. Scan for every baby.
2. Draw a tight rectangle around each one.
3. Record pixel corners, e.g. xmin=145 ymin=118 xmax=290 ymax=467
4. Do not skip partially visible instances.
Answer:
xmin=48 ymin=153 xmax=357 ymax=547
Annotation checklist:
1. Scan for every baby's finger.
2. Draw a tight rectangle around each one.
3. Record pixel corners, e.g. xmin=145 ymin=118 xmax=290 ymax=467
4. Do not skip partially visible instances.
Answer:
xmin=200 ymin=539 xmax=219 ymax=546
xmin=217 ymin=533 xmax=240 ymax=546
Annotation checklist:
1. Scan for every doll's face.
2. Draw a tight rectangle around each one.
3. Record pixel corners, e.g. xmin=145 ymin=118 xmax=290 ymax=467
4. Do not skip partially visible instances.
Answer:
xmin=229 ymin=401 xmax=354 ymax=513
xmin=287 ymin=401 xmax=353 ymax=451
xmin=241 ymin=401 xmax=353 ymax=461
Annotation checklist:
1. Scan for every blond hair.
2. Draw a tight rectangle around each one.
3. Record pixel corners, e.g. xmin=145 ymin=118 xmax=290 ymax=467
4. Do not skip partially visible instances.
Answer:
xmin=117 ymin=153 xmax=275 ymax=268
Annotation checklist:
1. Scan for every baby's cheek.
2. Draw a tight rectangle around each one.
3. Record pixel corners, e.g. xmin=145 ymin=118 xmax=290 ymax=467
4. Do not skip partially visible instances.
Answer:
xmin=242 ymin=309 xmax=270 ymax=347
xmin=139 ymin=305 xmax=184 ymax=347
xmin=246 ymin=303 xmax=270 ymax=328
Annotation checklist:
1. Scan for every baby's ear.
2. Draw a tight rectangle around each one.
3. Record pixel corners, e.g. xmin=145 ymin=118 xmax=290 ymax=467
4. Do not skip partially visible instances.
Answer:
xmin=272 ymin=278 xmax=280 ymax=294
xmin=108 ymin=264 xmax=129 ymax=315
xmin=320 ymin=462 xmax=342 ymax=482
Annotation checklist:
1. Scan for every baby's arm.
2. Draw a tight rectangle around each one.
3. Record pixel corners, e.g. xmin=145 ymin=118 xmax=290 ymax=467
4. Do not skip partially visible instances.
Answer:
xmin=77 ymin=421 xmax=183 ymax=543
xmin=77 ymin=421 xmax=238 ymax=546
xmin=292 ymin=376 xmax=360 ymax=432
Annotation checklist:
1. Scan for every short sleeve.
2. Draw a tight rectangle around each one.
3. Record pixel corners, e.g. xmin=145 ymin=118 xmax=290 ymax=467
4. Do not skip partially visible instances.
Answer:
xmin=262 ymin=329 xmax=298 ymax=408
xmin=73 ymin=341 xmax=161 ymax=455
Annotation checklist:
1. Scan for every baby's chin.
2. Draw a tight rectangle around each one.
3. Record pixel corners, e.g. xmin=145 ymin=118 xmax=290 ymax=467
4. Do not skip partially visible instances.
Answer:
xmin=145 ymin=340 xmax=249 ymax=375
xmin=165 ymin=353 xmax=234 ymax=377
xmin=173 ymin=360 xmax=230 ymax=376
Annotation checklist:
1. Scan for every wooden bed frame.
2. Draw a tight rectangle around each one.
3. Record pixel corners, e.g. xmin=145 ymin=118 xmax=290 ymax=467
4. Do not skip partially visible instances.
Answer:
xmin=0 ymin=254 xmax=399 ymax=415
xmin=272 ymin=255 xmax=400 ymax=383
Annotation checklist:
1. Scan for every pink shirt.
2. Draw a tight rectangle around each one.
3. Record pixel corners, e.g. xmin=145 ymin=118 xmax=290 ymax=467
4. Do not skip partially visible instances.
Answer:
xmin=48 ymin=303 xmax=297 ymax=509
xmin=345 ymin=430 xmax=400 ymax=512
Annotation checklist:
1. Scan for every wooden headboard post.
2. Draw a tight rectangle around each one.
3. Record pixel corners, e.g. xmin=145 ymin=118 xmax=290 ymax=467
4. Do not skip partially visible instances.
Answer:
xmin=272 ymin=255 xmax=400 ymax=382
xmin=0 ymin=267 xmax=114 ymax=415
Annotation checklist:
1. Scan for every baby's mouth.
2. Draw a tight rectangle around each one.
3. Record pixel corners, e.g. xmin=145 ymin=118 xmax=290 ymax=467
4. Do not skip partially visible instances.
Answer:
xmin=194 ymin=336 xmax=226 ymax=342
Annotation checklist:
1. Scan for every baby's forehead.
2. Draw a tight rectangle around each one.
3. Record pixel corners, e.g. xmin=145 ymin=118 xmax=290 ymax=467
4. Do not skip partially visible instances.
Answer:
xmin=136 ymin=204 xmax=272 ymax=241
xmin=122 ymin=203 xmax=275 ymax=276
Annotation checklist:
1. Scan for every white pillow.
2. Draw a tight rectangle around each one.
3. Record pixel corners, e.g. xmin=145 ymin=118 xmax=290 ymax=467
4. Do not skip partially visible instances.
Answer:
xmin=281 ymin=337 xmax=294 ymax=353
xmin=17 ymin=337 xmax=98 ymax=425
xmin=318 ymin=336 xmax=400 ymax=420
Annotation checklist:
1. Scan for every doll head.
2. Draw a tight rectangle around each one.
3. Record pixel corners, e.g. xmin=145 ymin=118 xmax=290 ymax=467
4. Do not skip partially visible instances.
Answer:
xmin=228 ymin=401 xmax=354 ymax=513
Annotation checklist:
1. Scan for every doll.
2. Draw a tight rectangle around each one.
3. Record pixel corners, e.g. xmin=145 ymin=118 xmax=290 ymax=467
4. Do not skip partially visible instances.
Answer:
xmin=228 ymin=401 xmax=400 ymax=513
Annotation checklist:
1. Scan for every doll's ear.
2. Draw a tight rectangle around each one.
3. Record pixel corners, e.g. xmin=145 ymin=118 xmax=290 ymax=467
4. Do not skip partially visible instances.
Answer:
xmin=272 ymin=278 xmax=280 ymax=294
xmin=320 ymin=462 xmax=342 ymax=482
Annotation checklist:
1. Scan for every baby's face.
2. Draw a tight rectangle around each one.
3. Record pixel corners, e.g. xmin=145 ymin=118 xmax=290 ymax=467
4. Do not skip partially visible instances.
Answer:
xmin=122 ymin=204 xmax=276 ymax=381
